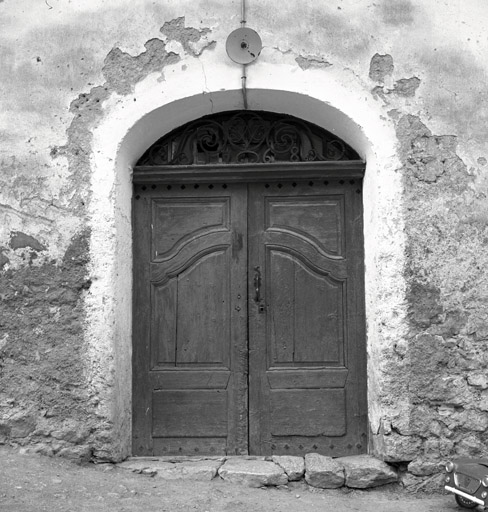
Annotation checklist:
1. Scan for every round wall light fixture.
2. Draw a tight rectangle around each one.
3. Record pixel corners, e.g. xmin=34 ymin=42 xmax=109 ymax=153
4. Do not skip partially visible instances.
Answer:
xmin=226 ymin=27 xmax=262 ymax=65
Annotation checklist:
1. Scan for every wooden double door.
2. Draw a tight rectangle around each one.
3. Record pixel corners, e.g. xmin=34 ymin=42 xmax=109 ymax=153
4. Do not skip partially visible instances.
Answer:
xmin=133 ymin=178 xmax=367 ymax=456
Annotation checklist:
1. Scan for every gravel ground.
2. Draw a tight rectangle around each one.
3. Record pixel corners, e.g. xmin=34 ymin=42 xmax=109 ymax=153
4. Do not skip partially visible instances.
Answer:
xmin=0 ymin=446 xmax=461 ymax=512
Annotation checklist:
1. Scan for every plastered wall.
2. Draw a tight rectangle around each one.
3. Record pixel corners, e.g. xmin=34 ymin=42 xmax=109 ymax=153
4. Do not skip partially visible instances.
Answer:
xmin=0 ymin=0 xmax=487 ymax=477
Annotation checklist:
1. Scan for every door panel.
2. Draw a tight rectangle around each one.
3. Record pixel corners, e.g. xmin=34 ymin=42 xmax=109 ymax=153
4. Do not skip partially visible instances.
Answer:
xmin=133 ymin=183 xmax=248 ymax=456
xmin=248 ymin=181 xmax=367 ymax=457
xmin=151 ymin=249 xmax=231 ymax=367
xmin=266 ymin=197 xmax=345 ymax=257
xmin=269 ymin=389 xmax=346 ymax=436
xmin=268 ymin=250 xmax=344 ymax=365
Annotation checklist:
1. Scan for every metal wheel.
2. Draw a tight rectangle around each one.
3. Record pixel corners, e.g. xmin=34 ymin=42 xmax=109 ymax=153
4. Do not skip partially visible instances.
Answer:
xmin=455 ymin=493 xmax=478 ymax=509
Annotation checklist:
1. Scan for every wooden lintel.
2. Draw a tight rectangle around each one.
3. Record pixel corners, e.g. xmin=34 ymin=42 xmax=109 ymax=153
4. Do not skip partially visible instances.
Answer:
xmin=133 ymin=161 xmax=365 ymax=184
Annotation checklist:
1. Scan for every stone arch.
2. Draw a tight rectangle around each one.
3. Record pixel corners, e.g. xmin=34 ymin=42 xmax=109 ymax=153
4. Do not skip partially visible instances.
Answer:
xmin=88 ymin=85 xmax=405 ymax=459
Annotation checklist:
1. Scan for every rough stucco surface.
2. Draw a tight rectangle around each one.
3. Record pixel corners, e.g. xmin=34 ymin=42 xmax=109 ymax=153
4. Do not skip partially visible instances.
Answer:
xmin=382 ymin=113 xmax=488 ymax=472
xmin=0 ymin=5 xmax=218 ymax=460
xmin=0 ymin=231 xmax=97 ymax=459
xmin=0 ymin=0 xmax=487 ymax=477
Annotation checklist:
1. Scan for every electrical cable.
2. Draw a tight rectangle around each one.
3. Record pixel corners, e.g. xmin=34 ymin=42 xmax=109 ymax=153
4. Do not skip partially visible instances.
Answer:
xmin=241 ymin=0 xmax=248 ymax=109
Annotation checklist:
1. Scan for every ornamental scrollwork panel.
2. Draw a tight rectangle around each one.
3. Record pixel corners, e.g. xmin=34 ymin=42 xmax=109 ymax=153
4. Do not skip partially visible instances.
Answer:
xmin=137 ymin=111 xmax=360 ymax=166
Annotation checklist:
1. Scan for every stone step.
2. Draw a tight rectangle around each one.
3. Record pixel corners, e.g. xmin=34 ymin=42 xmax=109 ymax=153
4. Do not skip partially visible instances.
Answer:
xmin=117 ymin=454 xmax=398 ymax=489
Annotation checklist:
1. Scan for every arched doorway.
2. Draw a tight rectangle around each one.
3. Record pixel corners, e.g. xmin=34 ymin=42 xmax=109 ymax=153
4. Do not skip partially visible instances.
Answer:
xmin=131 ymin=111 xmax=367 ymax=457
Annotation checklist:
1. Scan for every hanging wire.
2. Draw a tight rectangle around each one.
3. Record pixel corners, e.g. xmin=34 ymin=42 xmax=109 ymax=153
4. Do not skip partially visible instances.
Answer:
xmin=241 ymin=0 xmax=248 ymax=110
xmin=241 ymin=0 xmax=246 ymax=25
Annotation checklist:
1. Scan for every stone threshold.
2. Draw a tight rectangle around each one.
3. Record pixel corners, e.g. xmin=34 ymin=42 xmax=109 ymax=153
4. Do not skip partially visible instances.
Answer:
xmin=117 ymin=453 xmax=398 ymax=489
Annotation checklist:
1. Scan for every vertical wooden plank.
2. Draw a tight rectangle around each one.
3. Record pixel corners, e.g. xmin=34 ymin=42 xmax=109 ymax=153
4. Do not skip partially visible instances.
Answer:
xmin=227 ymin=183 xmax=249 ymax=454
xmin=132 ymin=186 xmax=153 ymax=455
xmin=269 ymin=251 xmax=295 ymax=364
xmin=344 ymin=182 xmax=368 ymax=450
xmin=151 ymin=280 xmax=177 ymax=366
xmin=248 ymin=183 xmax=269 ymax=455
xmin=176 ymin=250 xmax=228 ymax=365
xmin=294 ymin=264 xmax=342 ymax=364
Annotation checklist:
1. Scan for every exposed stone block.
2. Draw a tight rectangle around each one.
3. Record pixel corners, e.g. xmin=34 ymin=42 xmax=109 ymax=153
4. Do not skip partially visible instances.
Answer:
xmin=8 ymin=413 xmax=36 ymax=439
xmin=304 ymin=453 xmax=344 ymax=488
xmin=56 ymin=445 xmax=92 ymax=461
xmin=407 ymin=458 xmax=442 ymax=476
xmin=336 ymin=455 xmax=397 ymax=488
xmin=163 ymin=460 xmax=222 ymax=481
xmin=373 ymin=430 xmax=423 ymax=462
xmin=468 ymin=373 xmax=488 ymax=390
xmin=218 ymin=458 xmax=287 ymax=487
xmin=272 ymin=455 xmax=305 ymax=481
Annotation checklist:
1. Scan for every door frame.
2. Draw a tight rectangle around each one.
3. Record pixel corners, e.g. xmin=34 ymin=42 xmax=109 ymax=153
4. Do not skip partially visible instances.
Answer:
xmin=132 ymin=160 xmax=366 ymax=455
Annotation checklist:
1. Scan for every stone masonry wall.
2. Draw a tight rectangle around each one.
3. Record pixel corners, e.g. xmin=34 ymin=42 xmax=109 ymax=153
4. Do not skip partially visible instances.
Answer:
xmin=374 ymin=113 xmax=488 ymax=476
xmin=0 ymin=231 xmax=103 ymax=459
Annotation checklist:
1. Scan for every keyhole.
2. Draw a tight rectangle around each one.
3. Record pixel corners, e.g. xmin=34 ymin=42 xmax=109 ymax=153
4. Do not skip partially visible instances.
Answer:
xmin=241 ymin=41 xmax=249 ymax=49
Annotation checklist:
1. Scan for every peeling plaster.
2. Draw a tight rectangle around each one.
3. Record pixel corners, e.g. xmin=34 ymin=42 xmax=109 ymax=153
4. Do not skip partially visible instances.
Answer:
xmin=0 ymin=18 xmax=214 ymax=459
xmin=392 ymin=112 xmax=488 ymax=460
xmin=393 ymin=77 xmax=421 ymax=97
xmin=160 ymin=16 xmax=216 ymax=57
xmin=295 ymin=55 xmax=332 ymax=70
xmin=9 ymin=232 xmax=46 ymax=252
xmin=369 ymin=53 xmax=394 ymax=83
xmin=372 ymin=77 xmax=421 ymax=101
xmin=103 ymin=39 xmax=180 ymax=95
xmin=396 ymin=114 xmax=466 ymax=184
xmin=53 ymin=20 xmax=202 ymax=214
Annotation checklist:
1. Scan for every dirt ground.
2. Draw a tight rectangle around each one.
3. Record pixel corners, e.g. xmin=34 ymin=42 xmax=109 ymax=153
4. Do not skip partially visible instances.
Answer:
xmin=0 ymin=445 xmax=461 ymax=512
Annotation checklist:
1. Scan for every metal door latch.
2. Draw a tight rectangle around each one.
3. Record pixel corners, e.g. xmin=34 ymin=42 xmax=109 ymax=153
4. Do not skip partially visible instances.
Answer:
xmin=254 ymin=266 xmax=265 ymax=313
xmin=254 ymin=266 xmax=261 ymax=303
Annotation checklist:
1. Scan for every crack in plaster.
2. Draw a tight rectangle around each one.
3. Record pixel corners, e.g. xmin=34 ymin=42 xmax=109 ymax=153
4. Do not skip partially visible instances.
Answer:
xmin=0 ymin=203 xmax=54 ymax=224
xmin=198 ymin=60 xmax=215 ymax=114
xmin=271 ymin=46 xmax=294 ymax=56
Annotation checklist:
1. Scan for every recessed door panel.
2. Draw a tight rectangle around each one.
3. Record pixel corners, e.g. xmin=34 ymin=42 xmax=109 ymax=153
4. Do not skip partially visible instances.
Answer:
xmin=151 ymin=199 xmax=229 ymax=259
xmin=270 ymin=389 xmax=346 ymax=436
xmin=268 ymin=249 xmax=344 ymax=366
xmin=176 ymin=249 xmax=230 ymax=366
xmin=266 ymin=197 xmax=345 ymax=257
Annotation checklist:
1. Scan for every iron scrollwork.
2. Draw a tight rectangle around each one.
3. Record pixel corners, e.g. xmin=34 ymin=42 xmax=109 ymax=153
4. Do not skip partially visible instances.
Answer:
xmin=137 ymin=111 xmax=360 ymax=166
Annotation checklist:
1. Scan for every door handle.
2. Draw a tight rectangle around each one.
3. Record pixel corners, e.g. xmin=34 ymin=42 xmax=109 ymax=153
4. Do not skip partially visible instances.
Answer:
xmin=253 ymin=266 xmax=261 ymax=303
xmin=254 ymin=266 xmax=266 ymax=313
